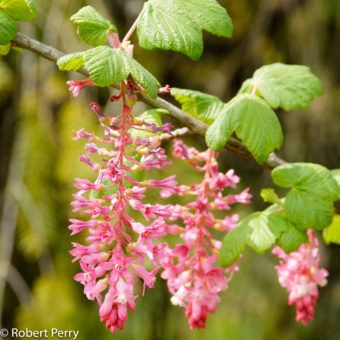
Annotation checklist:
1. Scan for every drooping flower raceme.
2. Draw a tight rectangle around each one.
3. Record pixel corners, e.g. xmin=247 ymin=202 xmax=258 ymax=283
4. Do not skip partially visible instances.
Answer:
xmin=69 ymin=81 xmax=182 ymax=333
xmin=160 ymin=140 xmax=252 ymax=329
xmin=272 ymin=230 xmax=328 ymax=324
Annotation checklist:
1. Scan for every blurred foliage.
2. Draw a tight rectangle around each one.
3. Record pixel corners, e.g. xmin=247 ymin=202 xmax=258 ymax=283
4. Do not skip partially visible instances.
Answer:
xmin=0 ymin=0 xmax=339 ymax=339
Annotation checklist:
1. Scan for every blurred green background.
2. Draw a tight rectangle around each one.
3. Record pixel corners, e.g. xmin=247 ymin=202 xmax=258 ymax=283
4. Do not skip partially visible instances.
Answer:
xmin=0 ymin=0 xmax=340 ymax=339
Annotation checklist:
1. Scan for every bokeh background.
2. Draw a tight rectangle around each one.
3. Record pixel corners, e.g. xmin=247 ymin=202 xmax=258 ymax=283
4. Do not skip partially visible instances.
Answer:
xmin=0 ymin=0 xmax=340 ymax=339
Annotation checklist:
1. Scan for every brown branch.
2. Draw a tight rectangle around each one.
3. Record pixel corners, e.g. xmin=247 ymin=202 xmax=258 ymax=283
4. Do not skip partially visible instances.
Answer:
xmin=12 ymin=32 xmax=287 ymax=169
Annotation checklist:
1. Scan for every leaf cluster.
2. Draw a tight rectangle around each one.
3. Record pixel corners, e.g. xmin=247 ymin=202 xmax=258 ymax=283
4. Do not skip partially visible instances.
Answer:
xmin=219 ymin=163 xmax=340 ymax=267
xmin=0 ymin=0 xmax=36 ymax=52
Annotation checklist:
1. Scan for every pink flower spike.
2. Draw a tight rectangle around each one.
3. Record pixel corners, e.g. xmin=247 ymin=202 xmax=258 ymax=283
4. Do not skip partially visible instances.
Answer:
xmin=67 ymin=78 xmax=94 ymax=97
xmin=273 ymin=230 xmax=328 ymax=324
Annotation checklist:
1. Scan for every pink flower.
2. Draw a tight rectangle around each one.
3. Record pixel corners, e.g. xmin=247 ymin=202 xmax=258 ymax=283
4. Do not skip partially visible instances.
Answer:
xmin=273 ymin=230 xmax=328 ymax=324
xmin=220 ymin=214 xmax=239 ymax=232
xmin=74 ymin=178 xmax=101 ymax=191
xmin=80 ymin=154 xmax=100 ymax=170
xmin=67 ymin=78 xmax=94 ymax=97
xmin=148 ymin=175 xmax=177 ymax=197
xmin=99 ymin=278 xmax=136 ymax=332
xmin=133 ymin=265 xmax=159 ymax=290
xmin=68 ymin=219 xmax=97 ymax=235
xmin=73 ymin=129 xmax=94 ymax=140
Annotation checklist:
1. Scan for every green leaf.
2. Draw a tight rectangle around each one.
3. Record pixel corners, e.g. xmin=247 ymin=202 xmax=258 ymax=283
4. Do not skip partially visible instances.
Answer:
xmin=57 ymin=46 xmax=160 ymax=98
xmin=122 ymin=55 xmax=160 ymax=99
xmin=272 ymin=163 xmax=339 ymax=230
xmin=0 ymin=9 xmax=16 ymax=45
xmin=57 ymin=52 xmax=85 ymax=71
xmin=137 ymin=0 xmax=232 ymax=60
xmin=323 ymin=215 xmax=340 ymax=245
xmin=245 ymin=211 xmax=277 ymax=253
xmin=71 ymin=6 xmax=117 ymax=46
xmin=171 ymin=88 xmax=224 ymax=124
xmin=206 ymin=94 xmax=283 ymax=163
xmin=181 ymin=0 xmax=233 ymax=38
xmin=239 ymin=63 xmax=323 ymax=111
xmin=331 ymin=169 xmax=340 ymax=200
xmin=276 ymin=222 xmax=307 ymax=252
xmin=205 ymin=104 xmax=233 ymax=151
xmin=218 ymin=222 xmax=249 ymax=267
xmin=266 ymin=211 xmax=307 ymax=252
xmin=83 ymin=46 xmax=127 ymax=86
xmin=138 ymin=0 xmax=203 ymax=60
xmin=0 ymin=0 xmax=36 ymax=21
xmin=0 ymin=43 xmax=10 ymax=55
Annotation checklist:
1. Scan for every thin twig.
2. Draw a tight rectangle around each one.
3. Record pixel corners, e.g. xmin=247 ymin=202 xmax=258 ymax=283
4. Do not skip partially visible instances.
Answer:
xmin=122 ymin=13 xmax=141 ymax=44
xmin=12 ymin=32 xmax=287 ymax=169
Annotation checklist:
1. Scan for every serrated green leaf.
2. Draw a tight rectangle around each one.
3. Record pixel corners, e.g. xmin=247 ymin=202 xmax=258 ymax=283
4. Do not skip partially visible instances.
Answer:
xmin=57 ymin=52 xmax=85 ymax=71
xmin=218 ymin=222 xmax=249 ymax=267
xmin=0 ymin=0 xmax=36 ymax=21
xmin=266 ymin=211 xmax=307 ymax=252
xmin=122 ymin=55 xmax=160 ymax=99
xmin=245 ymin=212 xmax=277 ymax=253
xmin=276 ymin=222 xmax=307 ymax=252
xmin=57 ymin=46 xmax=160 ymax=98
xmin=205 ymin=104 xmax=233 ymax=151
xmin=331 ymin=169 xmax=340 ymax=200
xmin=206 ymin=94 xmax=283 ymax=163
xmin=239 ymin=63 xmax=323 ymax=111
xmin=138 ymin=0 xmax=203 ymax=60
xmin=82 ymin=46 xmax=160 ymax=98
xmin=83 ymin=46 xmax=127 ymax=86
xmin=137 ymin=0 xmax=232 ymax=60
xmin=323 ymin=215 xmax=340 ymax=245
xmin=181 ymin=0 xmax=233 ymax=38
xmin=0 ymin=9 xmax=16 ymax=45
xmin=171 ymin=88 xmax=224 ymax=123
xmin=71 ymin=6 xmax=117 ymax=46
xmin=272 ymin=163 xmax=339 ymax=230
xmin=0 ymin=43 xmax=10 ymax=55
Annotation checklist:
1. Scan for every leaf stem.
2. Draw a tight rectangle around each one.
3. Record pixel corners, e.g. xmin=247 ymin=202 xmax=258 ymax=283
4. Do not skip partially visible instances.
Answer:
xmin=122 ymin=13 xmax=141 ymax=44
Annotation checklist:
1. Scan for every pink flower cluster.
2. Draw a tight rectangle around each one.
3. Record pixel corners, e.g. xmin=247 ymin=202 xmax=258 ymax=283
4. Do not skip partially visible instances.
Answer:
xmin=272 ymin=230 xmax=328 ymax=324
xmin=68 ymin=78 xmax=251 ymax=332
xmin=69 ymin=84 xmax=181 ymax=332
xmin=159 ymin=140 xmax=251 ymax=328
